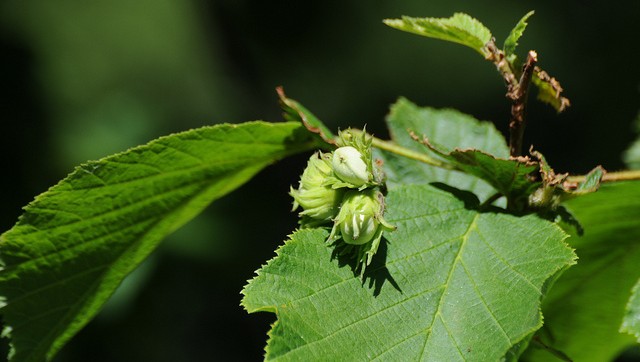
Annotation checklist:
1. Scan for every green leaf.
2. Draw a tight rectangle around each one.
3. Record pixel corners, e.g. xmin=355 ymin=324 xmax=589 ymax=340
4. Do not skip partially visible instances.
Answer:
xmin=621 ymin=278 xmax=640 ymax=342
xmin=531 ymin=70 xmax=571 ymax=113
xmin=419 ymin=140 xmax=540 ymax=209
xmin=384 ymin=12 xmax=570 ymax=114
xmin=573 ymin=166 xmax=605 ymax=194
xmin=0 ymin=121 xmax=313 ymax=361
xmin=243 ymin=183 xmax=575 ymax=360
xmin=524 ymin=181 xmax=640 ymax=361
xmin=501 ymin=12 xmax=570 ymax=114
xmin=376 ymin=97 xmax=510 ymax=203
xmin=503 ymin=11 xmax=535 ymax=59
xmin=383 ymin=13 xmax=492 ymax=56
xmin=277 ymin=87 xmax=336 ymax=146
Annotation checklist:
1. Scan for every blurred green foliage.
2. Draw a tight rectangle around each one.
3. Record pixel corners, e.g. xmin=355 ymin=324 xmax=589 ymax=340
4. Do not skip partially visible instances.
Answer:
xmin=0 ymin=0 xmax=638 ymax=360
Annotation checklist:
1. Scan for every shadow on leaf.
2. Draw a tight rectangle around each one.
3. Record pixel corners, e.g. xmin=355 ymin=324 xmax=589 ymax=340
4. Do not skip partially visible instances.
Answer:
xmin=429 ymin=182 xmax=481 ymax=210
xmin=330 ymin=237 xmax=402 ymax=297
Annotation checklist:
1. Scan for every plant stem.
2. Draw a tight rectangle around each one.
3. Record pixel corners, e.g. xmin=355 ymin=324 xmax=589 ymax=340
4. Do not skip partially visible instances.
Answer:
xmin=371 ymin=137 xmax=456 ymax=169
xmin=350 ymin=130 xmax=454 ymax=169
xmin=567 ymin=170 xmax=640 ymax=184
xmin=485 ymin=40 xmax=518 ymax=89
xmin=371 ymin=136 xmax=640 ymax=184
xmin=508 ymin=50 xmax=537 ymax=157
xmin=485 ymin=41 xmax=539 ymax=157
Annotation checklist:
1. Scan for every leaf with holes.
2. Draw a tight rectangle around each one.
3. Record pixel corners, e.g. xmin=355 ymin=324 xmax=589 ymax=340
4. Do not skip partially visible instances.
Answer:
xmin=0 ymin=121 xmax=314 ymax=361
xmin=242 ymin=183 xmax=575 ymax=360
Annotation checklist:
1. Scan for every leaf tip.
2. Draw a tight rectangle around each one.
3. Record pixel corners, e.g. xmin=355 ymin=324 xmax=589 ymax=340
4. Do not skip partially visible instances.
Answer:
xmin=382 ymin=18 xmax=403 ymax=28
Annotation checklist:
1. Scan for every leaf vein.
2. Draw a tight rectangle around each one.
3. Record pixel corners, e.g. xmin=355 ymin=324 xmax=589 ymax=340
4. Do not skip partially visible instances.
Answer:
xmin=280 ymin=285 xmax=445 ymax=358
xmin=419 ymin=213 xmax=478 ymax=360
xmin=474 ymin=226 xmax=541 ymax=294
xmin=459 ymin=258 xmax=512 ymax=344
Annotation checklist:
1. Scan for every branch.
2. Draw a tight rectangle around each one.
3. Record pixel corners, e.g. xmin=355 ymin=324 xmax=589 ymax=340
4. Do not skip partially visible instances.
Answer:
xmin=371 ymin=137 xmax=456 ymax=170
xmin=567 ymin=170 xmax=640 ymax=184
xmin=349 ymin=130 xmax=455 ymax=170
xmin=508 ymin=50 xmax=537 ymax=157
xmin=485 ymin=40 xmax=518 ymax=89
xmin=485 ymin=41 xmax=538 ymax=157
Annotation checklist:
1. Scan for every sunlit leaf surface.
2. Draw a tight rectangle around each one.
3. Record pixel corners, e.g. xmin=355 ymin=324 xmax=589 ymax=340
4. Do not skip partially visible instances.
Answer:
xmin=243 ymin=183 xmax=575 ymax=360
xmin=0 ymin=121 xmax=313 ymax=361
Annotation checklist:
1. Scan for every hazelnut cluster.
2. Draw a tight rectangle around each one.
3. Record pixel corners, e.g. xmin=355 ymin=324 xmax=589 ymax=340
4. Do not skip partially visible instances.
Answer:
xmin=290 ymin=130 xmax=395 ymax=273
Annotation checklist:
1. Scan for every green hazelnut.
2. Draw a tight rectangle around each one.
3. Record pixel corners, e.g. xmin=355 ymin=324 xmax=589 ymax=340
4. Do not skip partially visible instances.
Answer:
xmin=332 ymin=146 xmax=369 ymax=187
xmin=336 ymin=191 xmax=379 ymax=245
xmin=329 ymin=190 xmax=395 ymax=245
xmin=328 ymin=189 xmax=396 ymax=271
xmin=341 ymin=213 xmax=378 ymax=245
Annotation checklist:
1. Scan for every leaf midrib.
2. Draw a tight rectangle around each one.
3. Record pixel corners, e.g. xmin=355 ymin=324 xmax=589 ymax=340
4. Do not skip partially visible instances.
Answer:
xmin=418 ymin=213 xmax=479 ymax=359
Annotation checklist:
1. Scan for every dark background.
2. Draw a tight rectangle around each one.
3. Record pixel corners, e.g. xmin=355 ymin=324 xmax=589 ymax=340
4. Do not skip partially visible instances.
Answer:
xmin=1 ymin=1 xmax=638 ymax=361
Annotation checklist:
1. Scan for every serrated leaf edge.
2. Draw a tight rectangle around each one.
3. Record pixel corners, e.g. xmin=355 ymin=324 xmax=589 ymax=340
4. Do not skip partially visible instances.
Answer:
xmin=383 ymin=13 xmax=492 ymax=56
xmin=503 ymin=10 xmax=535 ymax=58
xmin=620 ymin=277 xmax=640 ymax=342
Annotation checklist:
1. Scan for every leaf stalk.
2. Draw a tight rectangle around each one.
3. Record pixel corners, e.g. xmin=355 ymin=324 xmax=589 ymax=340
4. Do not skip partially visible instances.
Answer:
xmin=349 ymin=130 xmax=455 ymax=170
xmin=353 ymin=130 xmax=640 ymax=185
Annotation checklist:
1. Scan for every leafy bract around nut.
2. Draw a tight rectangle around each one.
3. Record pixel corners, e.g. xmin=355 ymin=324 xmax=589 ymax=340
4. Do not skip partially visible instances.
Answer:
xmin=328 ymin=189 xmax=395 ymax=273
xmin=290 ymin=152 xmax=344 ymax=225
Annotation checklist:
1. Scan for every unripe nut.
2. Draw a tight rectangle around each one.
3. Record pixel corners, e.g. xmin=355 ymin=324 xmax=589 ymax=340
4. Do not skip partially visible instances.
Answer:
xmin=332 ymin=146 xmax=369 ymax=187
xmin=341 ymin=213 xmax=378 ymax=245
xmin=290 ymin=152 xmax=342 ymax=221
xmin=333 ymin=190 xmax=380 ymax=245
